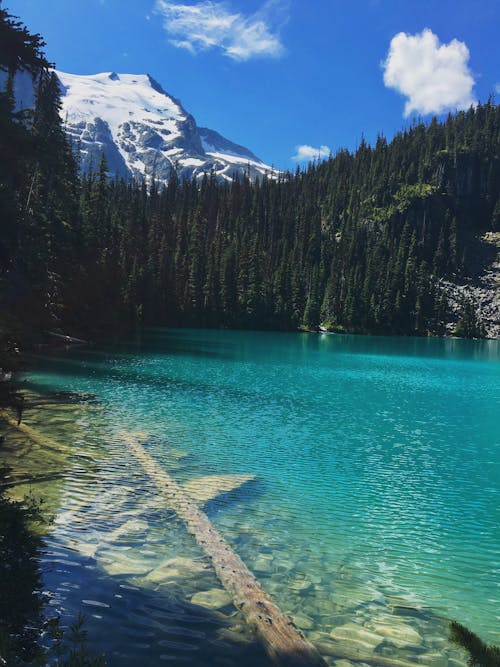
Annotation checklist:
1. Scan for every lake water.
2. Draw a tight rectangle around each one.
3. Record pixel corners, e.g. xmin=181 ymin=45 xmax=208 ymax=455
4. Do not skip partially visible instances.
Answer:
xmin=5 ymin=329 xmax=500 ymax=666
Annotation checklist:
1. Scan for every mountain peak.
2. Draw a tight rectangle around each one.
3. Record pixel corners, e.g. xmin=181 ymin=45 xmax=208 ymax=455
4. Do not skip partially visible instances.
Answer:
xmin=56 ymin=70 xmax=271 ymax=183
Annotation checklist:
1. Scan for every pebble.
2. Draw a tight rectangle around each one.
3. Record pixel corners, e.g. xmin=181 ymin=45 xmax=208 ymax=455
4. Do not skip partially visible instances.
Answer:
xmin=74 ymin=541 xmax=98 ymax=558
xmin=293 ymin=613 xmax=315 ymax=630
xmin=448 ymin=659 xmax=468 ymax=667
xmin=414 ymin=654 xmax=449 ymax=667
xmin=107 ymin=519 xmax=148 ymax=541
xmin=217 ymin=626 xmax=254 ymax=646
xmin=308 ymin=633 xmax=345 ymax=657
xmin=191 ymin=588 xmax=232 ymax=610
xmin=367 ymin=620 xmax=423 ymax=648
xmin=168 ymin=448 xmax=189 ymax=460
xmin=104 ymin=556 xmax=153 ymax=576
xmin=253 ymin=554 xmax=274 ymax=573
xmin=289 ymin=577 xmax=313 ymax=593
xmin=386 ymin=595 xmax=423 ymax=610
xmin=146 ymin=557 xmax=208 ymax=583
xmin=330 ymin=622 xmax=383 ymax=650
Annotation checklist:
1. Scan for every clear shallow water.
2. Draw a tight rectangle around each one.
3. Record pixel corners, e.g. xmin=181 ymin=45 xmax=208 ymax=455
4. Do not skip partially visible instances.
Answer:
xmin=6 ymin=330 xmax=500 ymax=665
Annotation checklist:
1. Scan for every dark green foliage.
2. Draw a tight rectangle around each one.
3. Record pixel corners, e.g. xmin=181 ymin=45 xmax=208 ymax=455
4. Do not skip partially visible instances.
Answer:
xmin=449 ymin=621 xmax=500 ymax=667
xmin=0 ymin=480 xmax=45 ymax=665
xmin=0 ymin=9 xmax=499 ymax=340
xmin=453 ymin=298 xmax=486 ymax=338
xmin=0 ymin=10 xmax=78 ymax=334
xmin=0 ymin=315 xmax=24 ymax=413
xmin=0 ymin=471 xmax=106 ymax=665
xmin=1 ymin=383 xmax=105 ymax=664
xmin=0 ymin=315 xmax=23 ymax=374
xmin=66 ymin=99 xmax=496 ymax=337
xmin=0 ymin=9 xmax=49 ymax=73
xmin=43 ymin=613 xmax=106 ymax=667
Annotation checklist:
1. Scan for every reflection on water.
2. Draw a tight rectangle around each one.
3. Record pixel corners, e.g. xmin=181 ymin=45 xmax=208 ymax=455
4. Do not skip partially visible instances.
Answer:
xmin=2 ymin=329 xmax=499 ymax=666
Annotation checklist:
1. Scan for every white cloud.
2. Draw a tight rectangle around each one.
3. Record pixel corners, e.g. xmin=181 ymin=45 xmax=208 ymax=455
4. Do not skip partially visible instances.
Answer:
xmin=292 ymin=144 xmax=331 ymax=162
xmin=155 ymin=0 xmax=287 ymax=61
xmin=496 ymin=82 xmax=500 ymax=94
xmin=383 ymin=28 xmax=476 ymax=117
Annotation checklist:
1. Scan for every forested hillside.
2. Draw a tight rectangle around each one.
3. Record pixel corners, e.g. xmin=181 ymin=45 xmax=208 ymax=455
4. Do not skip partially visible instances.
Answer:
xmin=1 ymin=10 xmax=499 ymax=353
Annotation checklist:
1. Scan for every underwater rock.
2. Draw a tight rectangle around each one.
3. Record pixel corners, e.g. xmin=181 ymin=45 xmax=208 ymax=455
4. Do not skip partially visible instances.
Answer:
xmin=145 ymin=557 xmax=209 ymax=583
xmin=448 ymin=659 xmax=468 ymax=667
xmin=335 ymin=587 xmax=385 ymax=610
xmin=217 ymin=625 xmax=255 ymax=646
xmin=73 ymin=541 xmax=99 ymax=558
xmin=167 ymin=448 xmax=190 ymax=460
xmin=330 ymin=622 xmax=383 ymax=652
xmin=367 ymin=620 xmax=423 ymax=648
xmin=103 ymin=554 xmax=155 ymax=576
xmin=138 ymin=548 xmax=158 ymax=557
xmin=190 ymin=588 xmax=232 ymax=610
xmin=386 ymin=595 xmax=424 ymax=611
xmin=54 ymin=485 xmax=136 ymax=525
xmin=293 ymin=613 xmax=315 ymax=630
xmin=289 ymin=576 xmax=313 ymax=593
xmin=414 ymin=654 xmax=449 ymax=667
xmin=253 ymin=554 xmax=274 ymax=573
xmin=308 ymin=632 xmax=345 ymax=657
xmin=107 ymin=519 xmax=149 ymax=541
xmin=182 ymin=474 xmax=256 ymax=504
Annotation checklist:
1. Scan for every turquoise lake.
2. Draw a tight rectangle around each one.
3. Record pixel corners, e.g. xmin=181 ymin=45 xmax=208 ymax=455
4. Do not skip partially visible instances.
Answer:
xmin=18 ymin=329 xmax=500 ymax=665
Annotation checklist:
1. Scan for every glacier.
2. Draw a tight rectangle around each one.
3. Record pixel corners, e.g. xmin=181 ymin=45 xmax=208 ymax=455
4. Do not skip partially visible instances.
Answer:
xmin=56 ymin=71 xmax=274 ymax=183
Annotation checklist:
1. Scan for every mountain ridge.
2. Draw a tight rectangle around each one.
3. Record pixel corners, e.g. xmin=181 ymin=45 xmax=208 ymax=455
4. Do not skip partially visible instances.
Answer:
xmin=55 ymin=70 xmax=273 ymax=183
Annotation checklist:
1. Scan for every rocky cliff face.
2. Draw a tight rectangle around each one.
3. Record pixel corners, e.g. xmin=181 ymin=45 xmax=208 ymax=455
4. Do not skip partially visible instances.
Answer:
xmin=56 ymin=71 xmax=273 ymax=183
xmin=439 ymin=232 xmax=500 ymax=339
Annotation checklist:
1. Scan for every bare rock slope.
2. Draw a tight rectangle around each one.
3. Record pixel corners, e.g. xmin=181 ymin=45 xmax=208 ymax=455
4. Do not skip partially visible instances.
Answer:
xmin=440 ymin=232 xmax=500 ymax=339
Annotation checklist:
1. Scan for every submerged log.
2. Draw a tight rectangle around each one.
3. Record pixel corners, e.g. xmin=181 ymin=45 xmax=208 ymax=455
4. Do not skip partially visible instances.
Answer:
xmin=0 ymin=413 xmax=327 ymax=665
xmin=121 ymin=432 xmax=327 ymax=667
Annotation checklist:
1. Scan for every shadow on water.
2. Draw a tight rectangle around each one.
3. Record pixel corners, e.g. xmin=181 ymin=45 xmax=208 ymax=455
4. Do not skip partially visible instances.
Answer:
xmin=0 ymin=494 xmax=273 ymax=667
xmin=27 ymin=354 xmax=237 ymax=392
xmin=42 ymin=546 xmax=273 ymax=667
xmin=26 ymin=354 xmax=322 ymax=416
xmin=203 ymin=477 xmax=266 ymax=518
xmin=0 ymin=388 xmax=281 ymax=666
xmin=0 ymin=408 xmax=272 ymax=666
xmin=28 ymin=329 xmax=500 ymax=399
xmin=314 ymin=331 xmax=500 ymax=363
xmin=109 ymin=327 xmax=500 ymax=365
xmin=99 ymin=327 xmax=241 ymax=361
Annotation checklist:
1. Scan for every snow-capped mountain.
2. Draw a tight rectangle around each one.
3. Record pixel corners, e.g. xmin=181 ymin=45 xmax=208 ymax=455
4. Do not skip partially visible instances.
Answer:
xmin=56 ymin=71 xmax=272 ymax=183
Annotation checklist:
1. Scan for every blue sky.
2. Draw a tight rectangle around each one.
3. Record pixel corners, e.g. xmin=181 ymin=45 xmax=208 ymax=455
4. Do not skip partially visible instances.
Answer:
xmin=6 ymin=0 xmax=500 ymax=170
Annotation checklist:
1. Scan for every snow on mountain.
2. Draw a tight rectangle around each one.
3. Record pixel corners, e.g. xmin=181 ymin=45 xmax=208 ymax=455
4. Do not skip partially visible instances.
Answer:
xmin=56 ymin=71 xmax=273 ymax=183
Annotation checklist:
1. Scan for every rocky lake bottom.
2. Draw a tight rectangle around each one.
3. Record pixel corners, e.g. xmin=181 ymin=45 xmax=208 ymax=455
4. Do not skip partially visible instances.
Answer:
xmin=1 ymin=329 xmax=499 ymax=666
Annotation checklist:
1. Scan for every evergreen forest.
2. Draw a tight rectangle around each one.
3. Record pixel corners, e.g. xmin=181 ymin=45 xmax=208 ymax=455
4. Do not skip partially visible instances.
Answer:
xmin=1 ymin=9 xmax=499 ymax=351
